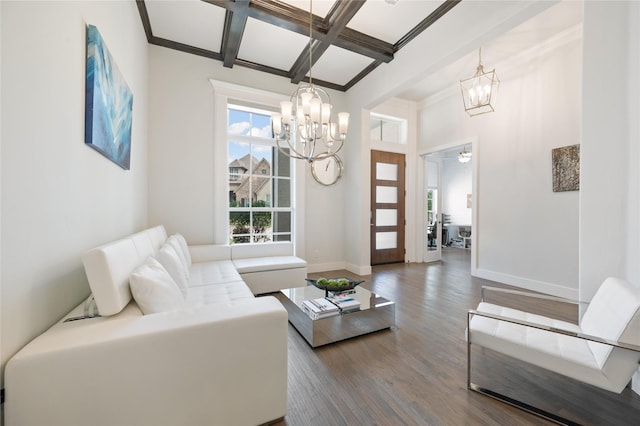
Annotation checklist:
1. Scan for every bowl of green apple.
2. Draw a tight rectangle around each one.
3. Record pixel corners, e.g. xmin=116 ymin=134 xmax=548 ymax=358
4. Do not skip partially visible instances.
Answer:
xmin=305 ymin=277 xmax=365 ymax=294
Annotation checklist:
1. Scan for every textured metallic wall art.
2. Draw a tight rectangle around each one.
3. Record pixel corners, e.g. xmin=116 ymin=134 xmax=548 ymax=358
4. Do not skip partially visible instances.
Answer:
xmin=552 ymin=144 xmax=580 ymax=192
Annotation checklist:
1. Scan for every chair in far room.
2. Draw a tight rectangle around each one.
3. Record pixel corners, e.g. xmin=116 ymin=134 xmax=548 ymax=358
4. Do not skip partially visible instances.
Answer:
xmin=428 ymin=221 xmax=438 ymax=248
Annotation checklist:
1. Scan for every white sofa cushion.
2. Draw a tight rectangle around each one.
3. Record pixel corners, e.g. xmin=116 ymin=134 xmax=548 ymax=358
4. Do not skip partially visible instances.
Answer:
xmin=147 ymin=225 xmax=168 ymax=251
xmin=189 ymin=260 xmax=243 ymax=286
xmin=171 ymin=233 xmax=192 ymax=266
xmin=230 ymin=242 xmax=292 ymax=259
xmin=83 ymin=226 xmax=168 ymax=316
xmin=167 ymin=235 xmax=190 ymax=270
xmin=129 ymin=257 xmax=186 ymax=315
xmin=155 ymin=244 xmax=189 ymax=297
xmin=131 ymin=232 xmax=155 ymax=260
xmin=232 ymin=256 xmax=306 ymax=274
xmin=186 ymin=280 xmax=255 ymax=306
xmin=188 ymin=244 xmax=231 ymax=263
xmin=83 ymin=238 xmax=138 ymax=316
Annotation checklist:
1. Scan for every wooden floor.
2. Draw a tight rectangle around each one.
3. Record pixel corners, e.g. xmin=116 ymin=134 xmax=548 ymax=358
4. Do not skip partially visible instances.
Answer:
xmin=272 ymin=248 xmax=640 ymax=425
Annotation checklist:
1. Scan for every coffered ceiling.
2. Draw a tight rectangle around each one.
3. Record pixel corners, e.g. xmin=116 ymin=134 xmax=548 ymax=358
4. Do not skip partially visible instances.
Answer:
xmin=136 ymin=0 xmax=461 ymax=92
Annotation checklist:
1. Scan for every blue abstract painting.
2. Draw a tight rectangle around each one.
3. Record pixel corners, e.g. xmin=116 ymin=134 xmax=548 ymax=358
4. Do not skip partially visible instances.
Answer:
xmin=85 ymin=25 xmax=133 ymax=170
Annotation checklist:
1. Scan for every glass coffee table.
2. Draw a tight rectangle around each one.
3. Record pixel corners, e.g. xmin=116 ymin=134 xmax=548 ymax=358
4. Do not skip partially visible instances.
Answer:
xmin=276 ymin=284 xmax=395 ymax=347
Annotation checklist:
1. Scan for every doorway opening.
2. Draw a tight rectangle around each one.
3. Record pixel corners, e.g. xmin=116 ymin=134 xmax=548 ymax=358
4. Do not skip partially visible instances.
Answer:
xmin=423 ymin=143 xmax=474 ymax=264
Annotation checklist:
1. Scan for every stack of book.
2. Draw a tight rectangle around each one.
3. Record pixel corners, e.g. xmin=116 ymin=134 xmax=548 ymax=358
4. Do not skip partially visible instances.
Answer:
xmin=326 ymin=293 xmax=361 ymax=313
xmin=301 ymin=297 xmax=339 ymax=320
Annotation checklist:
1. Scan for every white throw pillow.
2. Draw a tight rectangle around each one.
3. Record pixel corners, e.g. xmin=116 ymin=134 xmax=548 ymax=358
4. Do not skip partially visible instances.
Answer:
xmin=155 ymin=244 xmax=189 ymax=298
xmin=167 ymin=235 xmax=190 ymax=273
xmin=171 ymin=233 xmax=192 ymax=266
xmin=129 ymin=257 xmax=185 ymax=315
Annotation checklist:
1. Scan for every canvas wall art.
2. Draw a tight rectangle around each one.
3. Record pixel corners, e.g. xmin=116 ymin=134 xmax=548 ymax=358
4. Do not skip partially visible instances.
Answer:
xmin=85 ymin=24 xmax=133 ymax=170
xmin=552 ymin=144 xmax=580 ymax=192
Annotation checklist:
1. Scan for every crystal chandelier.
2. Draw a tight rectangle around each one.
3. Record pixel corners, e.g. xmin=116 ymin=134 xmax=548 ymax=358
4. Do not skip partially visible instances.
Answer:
xmin=460 ymin=48 xmax=499 ymax=117
xmin=272 ymin=0 xmax=349 ymax=163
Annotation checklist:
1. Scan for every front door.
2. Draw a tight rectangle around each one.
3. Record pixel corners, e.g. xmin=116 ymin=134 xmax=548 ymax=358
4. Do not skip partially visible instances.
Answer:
xmin=370 ymin=150 xmax=405 ymax=265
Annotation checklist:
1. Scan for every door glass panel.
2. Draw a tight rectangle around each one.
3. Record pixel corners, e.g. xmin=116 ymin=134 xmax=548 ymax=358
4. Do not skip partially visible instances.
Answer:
xmin=376 ymin=232 xmax=397 ymax=250
xmin=376 ymin=162 xmax=398 ymax=181
xmin=376 ymin=209 xmax=397 ymax=226
xmin=376 ymin=186 xmax=397 ymax=203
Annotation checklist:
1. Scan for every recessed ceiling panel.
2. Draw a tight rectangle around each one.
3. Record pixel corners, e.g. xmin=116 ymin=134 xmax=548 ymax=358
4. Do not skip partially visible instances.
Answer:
xmin=146 ymin=0 xmax=225 ymax=52
xmin=278 ymin=0 xmax=336 ymax=19
xmin=238 ymin=18 xmax=310 ymax=71
xmin=348 ymin=0 xmax=443 ymax=44
xmin=309 ymin=45 xmax=374 ymax=87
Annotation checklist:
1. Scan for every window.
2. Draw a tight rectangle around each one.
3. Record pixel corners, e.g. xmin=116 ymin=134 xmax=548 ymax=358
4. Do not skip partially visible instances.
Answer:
xmin=370 ymin=114 xmax=405 ymax=144
xmin=229 ymin=167 xmax=241 ymax=181
xmin=227 ymin=105 xmax=292 ymax=244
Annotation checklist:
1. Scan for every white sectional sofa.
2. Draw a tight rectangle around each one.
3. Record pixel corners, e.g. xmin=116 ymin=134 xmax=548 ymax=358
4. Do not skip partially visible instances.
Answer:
xmin=5 ymin=225 xmax=307 ymax=426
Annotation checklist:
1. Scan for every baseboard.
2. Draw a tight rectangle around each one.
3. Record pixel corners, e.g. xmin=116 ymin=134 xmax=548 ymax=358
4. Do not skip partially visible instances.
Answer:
xmin=474 ymin=268 xmax=579 ymax=300
xmin=307 ymin=262 xmax=371 ymax=277
xmin=632 ymin=368 xmax=640 ymax=396
xmin=345 ymin=263 xmax=372 ymax=276
xmin=307 ymin=261 xmax=347 ymax=274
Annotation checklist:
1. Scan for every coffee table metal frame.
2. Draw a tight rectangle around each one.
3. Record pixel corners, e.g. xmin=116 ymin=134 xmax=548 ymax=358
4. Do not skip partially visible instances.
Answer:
xmin=276 ymin=285 xmax=395 ymax=347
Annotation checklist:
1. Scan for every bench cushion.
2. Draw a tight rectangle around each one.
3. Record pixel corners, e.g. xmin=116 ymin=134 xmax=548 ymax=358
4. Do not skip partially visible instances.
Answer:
xmin=232 ymin=256 xmax=306 ymax=274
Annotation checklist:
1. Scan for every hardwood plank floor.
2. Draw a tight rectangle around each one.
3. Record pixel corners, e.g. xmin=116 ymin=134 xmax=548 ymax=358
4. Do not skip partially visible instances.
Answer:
xmin=272 ymin=248 xmax=640 ymax=425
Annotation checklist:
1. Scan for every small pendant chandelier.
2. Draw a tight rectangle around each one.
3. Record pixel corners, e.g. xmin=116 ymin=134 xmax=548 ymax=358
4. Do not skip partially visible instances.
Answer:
xmin=272 ymin=0 xmax=349 ymax=163
xmin=458 ymin=148 xmax=472 ymax=163
xmin=460 ymin=48 xmax=499 ymax=117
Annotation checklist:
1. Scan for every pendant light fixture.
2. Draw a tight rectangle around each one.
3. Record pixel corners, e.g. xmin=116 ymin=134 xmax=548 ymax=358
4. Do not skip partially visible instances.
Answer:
xmin=460 ymin=48 xmax=499 ymax=117
xmin=458 ymin=148 xmax=472 ymax=163
xmin=272 ymin=0 xmax=349 ymax=163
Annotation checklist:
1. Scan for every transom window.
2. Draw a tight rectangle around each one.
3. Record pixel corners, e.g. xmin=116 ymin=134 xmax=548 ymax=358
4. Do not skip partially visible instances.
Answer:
xmin=370 ymin=114 xmax=405 ymax=144
xmin=227 ymin=105 xmax=292 ymax=244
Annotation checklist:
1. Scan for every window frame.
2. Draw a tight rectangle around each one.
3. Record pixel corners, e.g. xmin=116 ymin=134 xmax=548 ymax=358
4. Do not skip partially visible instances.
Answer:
xmin=210 ymin=79 xmax=306 ymax=257
xmin=227 ymin=105 xmax=293 ymax=244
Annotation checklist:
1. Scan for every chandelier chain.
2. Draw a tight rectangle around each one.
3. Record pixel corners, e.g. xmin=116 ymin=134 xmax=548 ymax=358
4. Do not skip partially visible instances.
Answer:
xmin=271 ymin=0 xmax=349 ymax=163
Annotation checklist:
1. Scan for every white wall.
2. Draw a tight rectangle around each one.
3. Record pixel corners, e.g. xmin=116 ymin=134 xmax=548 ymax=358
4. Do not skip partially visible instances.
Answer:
xmin=580 ymin=1 xmax=640 ymax=301
xmin=628 ymin=2 xmax=640 ymax=290
xmin=418 ymin=29 xmax=582 ymax=299
xmin=1 ymin=1 xmax=149 ymax=385
xmin=579 ymin=1 xmax=640 ymax=395
xmin=147 ymin=46 xmax=347 ymax=271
